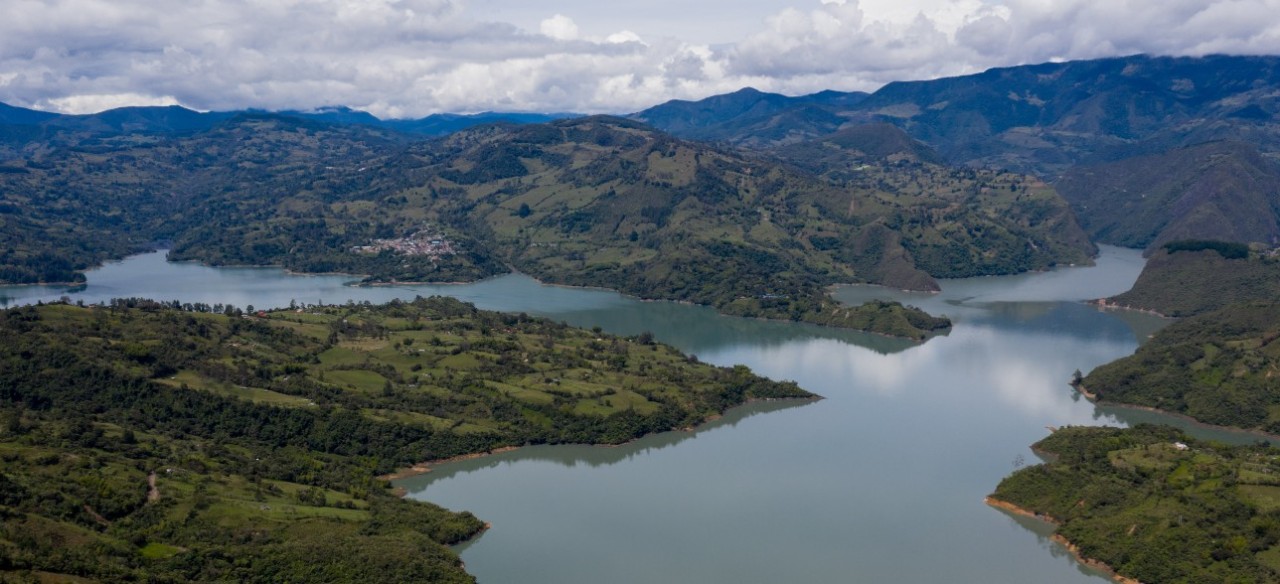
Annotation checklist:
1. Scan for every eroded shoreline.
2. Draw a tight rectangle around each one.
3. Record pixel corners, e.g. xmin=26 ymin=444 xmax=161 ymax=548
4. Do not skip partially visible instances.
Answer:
xmin=985 ymin=497 xmax=1142 ymax=584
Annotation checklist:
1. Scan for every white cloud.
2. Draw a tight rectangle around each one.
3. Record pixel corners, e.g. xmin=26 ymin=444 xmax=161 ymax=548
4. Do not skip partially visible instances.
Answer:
xmin=540 ymin=14 xmax=580 ymax=41
xmin=1 ymin=0 xmax=1279 ymax=117
xmin=41 ymin=92 xmax=180 ymax=114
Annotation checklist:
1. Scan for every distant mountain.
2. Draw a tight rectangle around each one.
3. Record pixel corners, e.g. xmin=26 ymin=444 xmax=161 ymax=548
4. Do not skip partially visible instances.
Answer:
xmin=48 ymin=105 xmax=235 ymax=135
xmin=0 ymin=112 xmax=422 ymax=284
xmin=1055 ymin=140 xmax=1280 ymax=251
xmin=632 ymin=55 xmax=1280 ymax=174
xmin=382 ymin=112 xmax=576 ymax=136
xmin=0 ymin=102 xmax=61 ymax=125
xmin=0 ymin=102 xmax=576 ymax=158
xmin=627 ymin=56 xmax=1280 ymax=255
xmin=279 ymin=107 xmax=577 ymax=136
xmin=630 ymin=87 xmax=868 ymax=146
xmin=279 ymin=106 xmax=385 ymax=127
xmin=852 ymin=54 xmax=1280 ymax=173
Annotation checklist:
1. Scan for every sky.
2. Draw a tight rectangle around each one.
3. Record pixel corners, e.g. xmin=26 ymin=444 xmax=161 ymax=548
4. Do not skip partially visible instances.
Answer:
xmin=3 ymin=0 xmax=1280 ymax=118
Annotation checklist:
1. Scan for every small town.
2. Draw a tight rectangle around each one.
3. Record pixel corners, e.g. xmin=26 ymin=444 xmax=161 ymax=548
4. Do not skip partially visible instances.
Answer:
xmin=350 ymin=230 xmax=456 ymax=259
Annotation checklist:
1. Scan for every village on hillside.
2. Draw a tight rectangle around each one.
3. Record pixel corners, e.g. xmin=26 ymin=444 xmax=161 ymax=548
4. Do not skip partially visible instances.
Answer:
xmin=350 ymin=229 xmax=456 ymax=259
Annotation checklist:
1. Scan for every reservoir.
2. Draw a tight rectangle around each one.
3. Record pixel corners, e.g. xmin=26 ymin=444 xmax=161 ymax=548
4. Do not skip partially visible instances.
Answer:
xmin=1 ymin=246 xmax=1242 ymax=582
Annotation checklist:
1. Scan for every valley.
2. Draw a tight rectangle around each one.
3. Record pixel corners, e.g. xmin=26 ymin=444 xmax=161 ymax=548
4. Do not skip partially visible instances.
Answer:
xmin=6 ymin=50 xmax=1280 ymax=583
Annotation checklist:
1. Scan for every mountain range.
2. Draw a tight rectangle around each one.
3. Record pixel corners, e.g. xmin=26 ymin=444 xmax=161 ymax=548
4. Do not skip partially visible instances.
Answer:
xmin=5 ymin=53 xmax=1280 ymax=329
xmin=632 ymin=54 xmax=1280 ymax=254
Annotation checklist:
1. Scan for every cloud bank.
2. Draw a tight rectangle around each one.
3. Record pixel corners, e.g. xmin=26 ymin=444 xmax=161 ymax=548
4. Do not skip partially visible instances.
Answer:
xmin=2 ymin=0 xmax=1279 ymax=117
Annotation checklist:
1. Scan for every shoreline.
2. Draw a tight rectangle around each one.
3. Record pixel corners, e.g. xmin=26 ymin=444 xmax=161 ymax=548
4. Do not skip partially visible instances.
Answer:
xmin=39 ymin=249 xmax=951 ymax=340
xmin=378 ymin=446 xmax=522 ymax=481
xmin=379 ymin=396 xmax=823 ymax=483
xmin=1072 ymin=382 xmax=1099 ymax=401
xmin=1089 ymin=298 xmax=1172 ymax=319
xmin=1073 ymin=385 xmax=1280 ymax=442
xmin=985 ymin=497 xmax=1142 ymax=584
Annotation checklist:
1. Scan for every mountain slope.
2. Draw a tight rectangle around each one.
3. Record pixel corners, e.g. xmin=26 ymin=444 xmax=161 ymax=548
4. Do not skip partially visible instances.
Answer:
xmin=372 ymin=116 xmax=1089 ymax=329
xmin=1054 ymin=141 xmax=1280 ymax=251
xmin=1104 ymin=243 xmax=1280 ymax=317
xmin=631 ymin=87 xmax=868 ymax=146
xmin=1083 ymin=300 xmax=1280 ymax=431
xmin=0 ymin=102 xmax=62 ymax=125
xmin=0 ymin=113 xmax=1099 ymax=336
xmin=854 ymin=54 xmax=1280 ymax=173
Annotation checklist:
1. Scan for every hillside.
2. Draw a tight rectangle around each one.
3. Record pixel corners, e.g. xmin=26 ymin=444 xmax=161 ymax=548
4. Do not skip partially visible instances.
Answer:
xmin=1054 ymin=141 xmax=1280 ymax=251
xmin=771 ymin=123 xmax=943 ymax=171
xmin=630 ymin=56 xmax=1280 ymax=174
xmin=630 ymin=87 xmax=867 ymax=147
xmin=991 ymin=425 xmax=1280 ymax=584
xmin=630 ymin=56 xmax=1280 ymax=248
xmin=370 ymin=116 xmax=1090 ymax=333
xmin=853 ymin=54 xmax=1280 ymax=173
xmin=0 ymin=112 xmax=1101 ymax=336
xmin=0 ymin=297 xmax=811 ymax=582
xmin=1081 ymin=300 xmax=1280 ymax=432
xmin=0 ymin=114 xmax=471 ymax=284
xmin=1105 ymin=244 xmax=1280 ymax=316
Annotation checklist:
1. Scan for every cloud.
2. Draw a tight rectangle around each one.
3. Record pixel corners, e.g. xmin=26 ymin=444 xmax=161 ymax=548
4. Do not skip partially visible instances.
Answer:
xmin=43 ymin=92 xmax=180 ymax=113
xmin=1 ymin=0 xmax=1279 ymax=117
xmin=540 ymin=14 xmax=580 ymax=41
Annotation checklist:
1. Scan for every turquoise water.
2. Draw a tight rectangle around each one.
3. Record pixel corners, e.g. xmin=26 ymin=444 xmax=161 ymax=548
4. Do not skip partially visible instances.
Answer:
xmin=5 ymin=246 xmax=1221 ymax=583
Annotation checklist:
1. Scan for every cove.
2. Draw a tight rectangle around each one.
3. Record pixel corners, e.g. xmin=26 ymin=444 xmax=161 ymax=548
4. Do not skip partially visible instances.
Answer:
xmin=1 ymin=246 xmax=1246 ymax=582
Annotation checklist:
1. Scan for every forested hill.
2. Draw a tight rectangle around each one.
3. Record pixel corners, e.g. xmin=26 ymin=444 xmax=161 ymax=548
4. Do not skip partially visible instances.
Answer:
xmin=1082 ymin=300 xmax=1280 ymax=432
xmin=0 ymin=296 xmax=812 ymax=582
xmin=372 ymin=115 xmax=1087 ymax=333
xmin=0 ymin=111 xmax=1099 ymax=336
xmin=991 ymin=425 xmax=1280 ymax=584
xmin=1105 ymin=242 xmax=1280 ymax=317
xmin=636 ymin=55 xmax=1280 ymax=253
xmin=1055 ymin=141 xmax=1280 ymax=252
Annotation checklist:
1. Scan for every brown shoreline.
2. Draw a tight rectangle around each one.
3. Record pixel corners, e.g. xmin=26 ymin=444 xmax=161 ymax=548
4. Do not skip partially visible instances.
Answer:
xmin=1073 ymin=383 xmax=1099 ymax=401
xmin=985 ymin=497 xmax=1142 ymax=584
xmin=377 ymin=446 xmax=522 ymax=481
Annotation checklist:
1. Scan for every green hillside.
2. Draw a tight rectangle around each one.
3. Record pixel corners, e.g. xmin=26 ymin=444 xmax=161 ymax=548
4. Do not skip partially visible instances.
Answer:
xmin=1055 ymin=141 xmax=1280 ymax=252
xmin=0 ymin=113 xmax=1106 ymax=336
xmin=1106 ymin=244 xmax=1280 ymax=317
xmin=1083 ymin=301 xmax=1280 ymax=432
xmin=406 ymin=117 xmax=1083 ymax=319
xmin=0 ymin=297 xmax=811 ymax=582
xmin=991 ymin=425 xmax=1280 ymax=584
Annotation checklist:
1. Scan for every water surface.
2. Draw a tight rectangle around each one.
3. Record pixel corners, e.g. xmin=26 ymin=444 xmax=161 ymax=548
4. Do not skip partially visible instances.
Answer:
xmin=5 ymin=246 xmax=1235 ymax=583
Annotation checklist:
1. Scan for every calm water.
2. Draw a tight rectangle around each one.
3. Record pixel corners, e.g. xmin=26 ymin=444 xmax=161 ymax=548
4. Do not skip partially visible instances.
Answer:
xmin=4 ymin=247 xmax=1252 ymax=583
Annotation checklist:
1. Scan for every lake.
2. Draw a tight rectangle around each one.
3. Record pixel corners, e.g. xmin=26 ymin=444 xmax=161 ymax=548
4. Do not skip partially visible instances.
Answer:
xmin=1 ymin=246 xmax=1246 ymax=582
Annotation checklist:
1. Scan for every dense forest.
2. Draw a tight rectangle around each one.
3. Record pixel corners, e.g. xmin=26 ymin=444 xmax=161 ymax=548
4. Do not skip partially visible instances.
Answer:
xmin=991 ymin=425 xmax=1280 ymax=584
xmin=1105 ymin=243 xmax=1280 ymax=317
xmin=0 ymin=297 xmax=811 ymax=582
xmin=1082 ymin=301 xmax=1280 ymax=432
